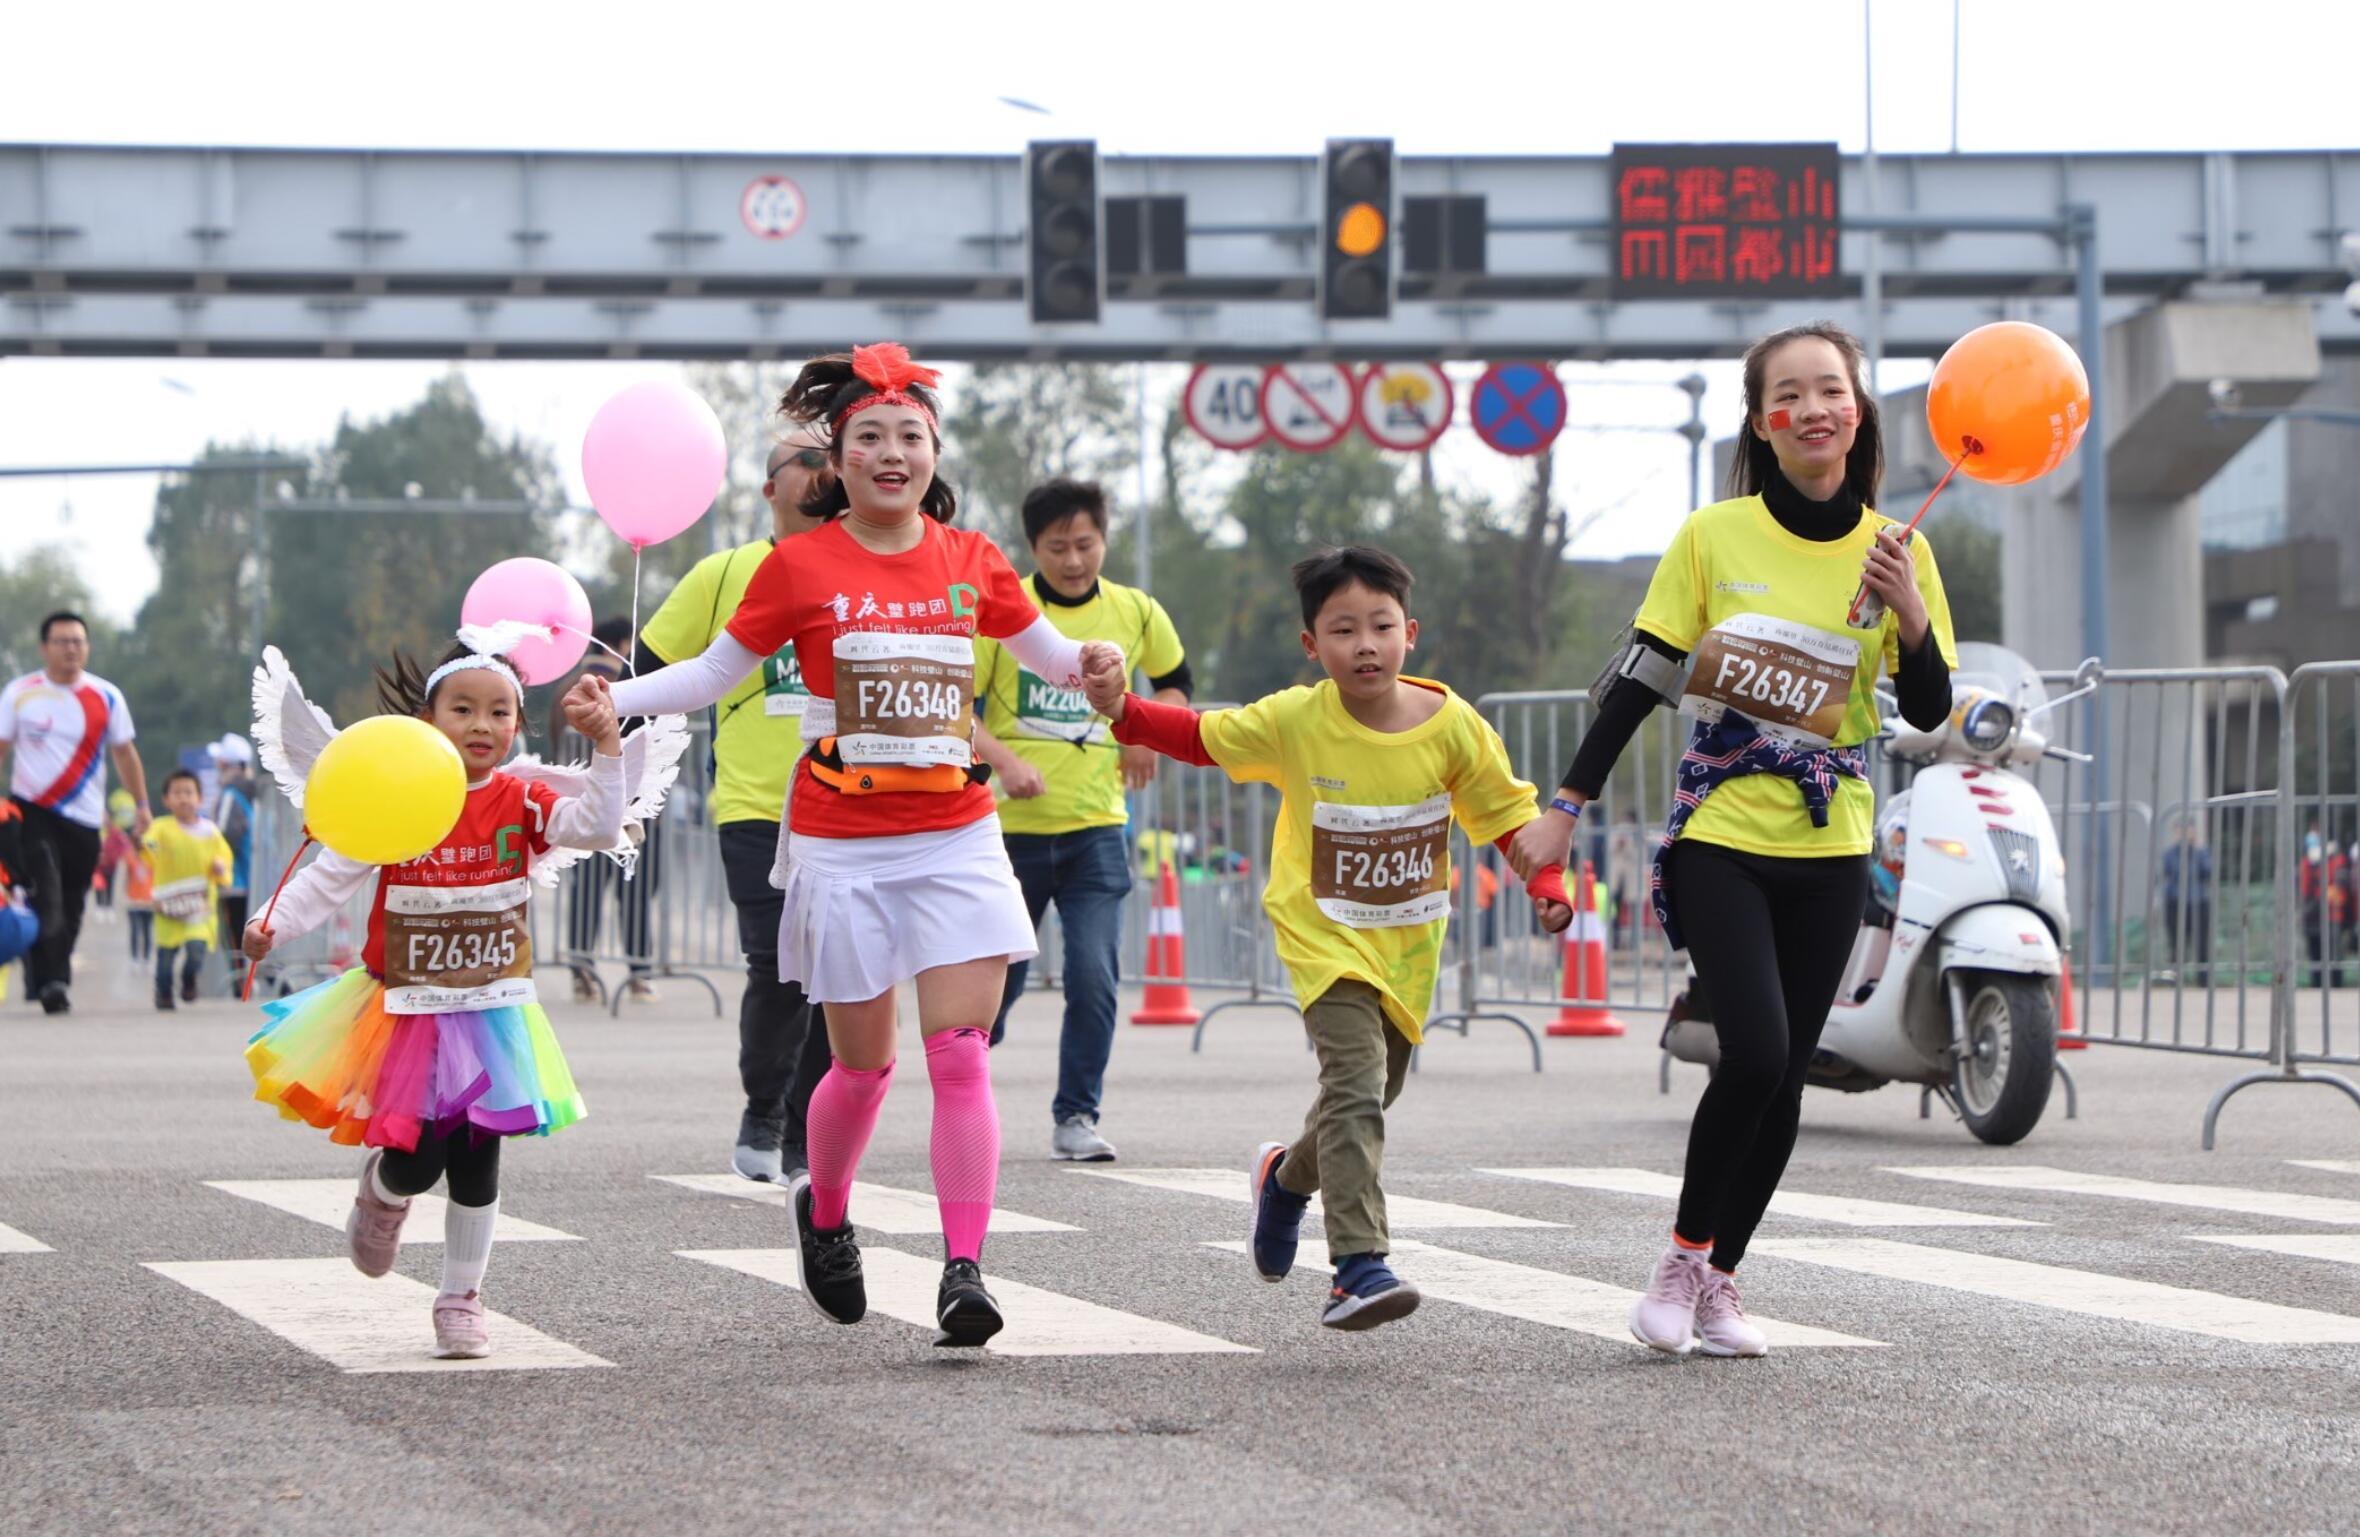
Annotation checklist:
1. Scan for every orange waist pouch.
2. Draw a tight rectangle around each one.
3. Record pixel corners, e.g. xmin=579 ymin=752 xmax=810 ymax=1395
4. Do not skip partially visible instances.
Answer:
xmin=805 ymin=738 xmax=988 ymax=797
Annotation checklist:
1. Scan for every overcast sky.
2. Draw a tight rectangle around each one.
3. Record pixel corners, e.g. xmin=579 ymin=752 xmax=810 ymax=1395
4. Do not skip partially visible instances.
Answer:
xmin=4 ymin=0 xmax=2349 ymax=622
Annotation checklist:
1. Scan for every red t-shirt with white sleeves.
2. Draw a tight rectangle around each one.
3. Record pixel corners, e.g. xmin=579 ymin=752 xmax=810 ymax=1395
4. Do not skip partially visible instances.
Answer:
xmin=725 ymin=517 xmax=1041 ymax=840
xmin=360 ymin=772 xmax=558 ymax=979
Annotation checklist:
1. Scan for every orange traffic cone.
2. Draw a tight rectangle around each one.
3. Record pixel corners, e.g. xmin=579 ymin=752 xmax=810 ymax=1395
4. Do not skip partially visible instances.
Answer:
xmin=2056 ymin=948 xmax=2084 ymax=1050
xmin=1547 ymin=859 xmax=1626 ymax=1038
xmin=1130 ymin=861 xmax=1200 ymax=1026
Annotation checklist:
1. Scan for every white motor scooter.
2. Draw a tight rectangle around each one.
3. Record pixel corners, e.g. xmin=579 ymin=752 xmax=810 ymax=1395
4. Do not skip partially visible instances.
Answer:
xmin=1662 ymin=644 xmax=2086 ymax=1145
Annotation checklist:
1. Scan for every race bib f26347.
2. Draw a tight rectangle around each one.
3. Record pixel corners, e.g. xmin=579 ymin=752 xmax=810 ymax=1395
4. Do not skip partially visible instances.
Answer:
xmin=1681 ymin=614 xmax=1859 ymax=748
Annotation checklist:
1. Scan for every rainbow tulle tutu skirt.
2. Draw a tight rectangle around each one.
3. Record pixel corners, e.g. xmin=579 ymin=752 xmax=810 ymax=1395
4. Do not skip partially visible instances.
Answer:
xmin=244 ymin=969 xmax=585 ymax=1151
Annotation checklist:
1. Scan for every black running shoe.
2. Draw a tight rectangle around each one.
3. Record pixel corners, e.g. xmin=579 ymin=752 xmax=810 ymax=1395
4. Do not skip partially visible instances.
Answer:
xmin=934 ymin=1259 xmax=1003 ymax=1349
xmin=787 ymin=1174 xmax=865 ymax=1325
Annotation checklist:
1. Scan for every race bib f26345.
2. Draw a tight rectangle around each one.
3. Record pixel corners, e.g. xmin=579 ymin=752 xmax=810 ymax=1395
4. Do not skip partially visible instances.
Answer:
xmin=381 ymin=875 xmax=535 ymax=1014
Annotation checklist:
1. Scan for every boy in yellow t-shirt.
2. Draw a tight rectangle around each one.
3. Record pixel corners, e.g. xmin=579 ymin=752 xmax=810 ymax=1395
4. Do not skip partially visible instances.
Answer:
xmin=1082 ymin=546 xmax=1573 ymax=1332
xmin=141 ymin=768 xmax=233 ymax=1011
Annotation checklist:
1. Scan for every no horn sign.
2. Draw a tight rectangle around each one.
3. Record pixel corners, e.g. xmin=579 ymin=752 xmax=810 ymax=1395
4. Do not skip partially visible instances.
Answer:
xmin=1471 ymin=362 xmax=1567 ymax=457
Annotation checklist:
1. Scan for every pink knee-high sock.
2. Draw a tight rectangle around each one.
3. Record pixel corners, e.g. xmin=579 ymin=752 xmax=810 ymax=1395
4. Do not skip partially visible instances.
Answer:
xmin=805 ymin=1061 xmax=892 ymax=1230
xmin=924 ymin=1028 xmax=1001 ymax=1263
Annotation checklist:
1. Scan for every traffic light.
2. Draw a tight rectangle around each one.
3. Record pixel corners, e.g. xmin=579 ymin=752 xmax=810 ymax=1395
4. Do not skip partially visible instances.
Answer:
xmin=1027 ymin=140 xmax=1102 ymax=324
xmin=1320 ymin=138 xmax=1395 ymax=321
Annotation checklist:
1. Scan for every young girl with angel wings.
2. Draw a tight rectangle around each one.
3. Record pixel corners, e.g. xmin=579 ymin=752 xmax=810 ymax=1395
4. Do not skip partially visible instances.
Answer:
xmin=239 ymin=624 xmax=686 ymax=1359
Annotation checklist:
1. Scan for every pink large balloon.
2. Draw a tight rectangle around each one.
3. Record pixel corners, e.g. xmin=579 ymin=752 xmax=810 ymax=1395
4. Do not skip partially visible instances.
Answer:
xmin=461 ymin=558 xmax=593 ymax=686
xmin=581 ymin=380 xmax=728 ymax=550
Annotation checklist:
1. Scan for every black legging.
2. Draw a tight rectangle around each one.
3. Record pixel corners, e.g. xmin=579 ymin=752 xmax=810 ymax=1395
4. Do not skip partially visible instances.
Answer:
xmin=1669 ymin=839 xmax=1869 ymax=1271
xmin=377 ymin=1126 xmax=501 ymax=1207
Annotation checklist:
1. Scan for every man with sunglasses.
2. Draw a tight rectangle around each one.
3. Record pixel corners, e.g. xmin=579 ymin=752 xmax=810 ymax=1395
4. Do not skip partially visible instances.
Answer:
xmin=639 ymin=425 xmax=837 ymax=1183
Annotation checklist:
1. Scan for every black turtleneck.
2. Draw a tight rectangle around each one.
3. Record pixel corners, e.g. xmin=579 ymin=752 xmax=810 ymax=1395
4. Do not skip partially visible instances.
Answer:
xmin=1032 ymin=571 xmax=1100 ymax=609
xmin=1558 ymin=469 xmax=1951 ymax=799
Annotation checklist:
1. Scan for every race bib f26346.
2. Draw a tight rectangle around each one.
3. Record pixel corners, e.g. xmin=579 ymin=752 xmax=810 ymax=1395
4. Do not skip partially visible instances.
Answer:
xmin=1309 ymin=794 xmax=1453 ymax=930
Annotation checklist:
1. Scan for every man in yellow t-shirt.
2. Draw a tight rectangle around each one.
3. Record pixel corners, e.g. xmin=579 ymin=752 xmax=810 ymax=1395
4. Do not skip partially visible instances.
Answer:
xmin=638 ymin=425 xmax=836 ymax=1186
xmin=142 ymin=768 xmax=232 ymax=1011
xmin=973 ymin=478 xmax=1191 ymax=1164
xmin=1084 ymin=546 xmax=1572 ymax=1333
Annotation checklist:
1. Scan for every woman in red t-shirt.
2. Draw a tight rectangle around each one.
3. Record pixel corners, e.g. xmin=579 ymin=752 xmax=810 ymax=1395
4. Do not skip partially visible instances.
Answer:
xmin=603 ymin=344 xmax=1122 ymax=1347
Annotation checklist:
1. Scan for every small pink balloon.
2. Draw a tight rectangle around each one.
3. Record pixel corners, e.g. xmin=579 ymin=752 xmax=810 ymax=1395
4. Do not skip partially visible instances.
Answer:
xmin=461 ymin=558 xmax=593 ymax=686
xmin=581 ymin=380 xmax=728 ymax=550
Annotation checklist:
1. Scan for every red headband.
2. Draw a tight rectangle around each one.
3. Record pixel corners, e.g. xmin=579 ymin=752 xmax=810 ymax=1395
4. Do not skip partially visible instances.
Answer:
xmin=833 ymin=342 xmax=943 ymax=433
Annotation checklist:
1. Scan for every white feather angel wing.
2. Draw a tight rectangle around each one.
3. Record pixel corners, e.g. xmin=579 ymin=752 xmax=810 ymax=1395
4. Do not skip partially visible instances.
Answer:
xmin=508 ymin=713 xmax=694 ymax=888
xmin=251 ymin=646 xmax=340 ymax=810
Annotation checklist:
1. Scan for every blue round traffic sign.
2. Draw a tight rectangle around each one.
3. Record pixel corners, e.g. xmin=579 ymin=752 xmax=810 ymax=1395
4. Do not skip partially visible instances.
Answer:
xmin=1471 ymin=362 xmax=1567 ymax=457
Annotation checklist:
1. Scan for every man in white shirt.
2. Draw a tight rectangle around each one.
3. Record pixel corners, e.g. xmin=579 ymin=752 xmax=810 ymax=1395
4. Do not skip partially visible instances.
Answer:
xmin=0 ymin=612 xmax=148 ymax=1015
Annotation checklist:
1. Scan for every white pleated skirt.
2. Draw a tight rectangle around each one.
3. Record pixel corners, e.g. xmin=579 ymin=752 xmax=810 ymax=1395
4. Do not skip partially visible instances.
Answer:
xmin=775 ymin=813 xmax=1038 ymax=1004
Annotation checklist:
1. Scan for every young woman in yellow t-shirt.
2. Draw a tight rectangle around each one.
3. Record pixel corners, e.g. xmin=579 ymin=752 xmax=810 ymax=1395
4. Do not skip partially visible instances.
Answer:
xmin=1511 ymin=322 xmax=1958 ymax=1359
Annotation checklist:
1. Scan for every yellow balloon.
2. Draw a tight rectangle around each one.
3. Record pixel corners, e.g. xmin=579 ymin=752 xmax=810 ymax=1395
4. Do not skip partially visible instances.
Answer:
xmin=305 ymin=716 xmax=468 ymax=866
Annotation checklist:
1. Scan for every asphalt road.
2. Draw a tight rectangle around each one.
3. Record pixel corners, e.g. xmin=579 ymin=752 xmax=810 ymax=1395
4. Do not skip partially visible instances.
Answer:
xmin=6 ymin=947 xmax=2360 ymax=1537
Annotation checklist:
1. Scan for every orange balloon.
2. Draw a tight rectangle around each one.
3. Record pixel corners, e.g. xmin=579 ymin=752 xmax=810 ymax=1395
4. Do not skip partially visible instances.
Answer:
xmin=1925 ymin=321 xmax=2092 ymax=486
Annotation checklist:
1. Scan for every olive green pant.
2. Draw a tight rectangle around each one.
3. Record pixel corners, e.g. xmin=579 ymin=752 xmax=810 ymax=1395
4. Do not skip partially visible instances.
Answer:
xmin=1274 ymin=978 xmax=1415 ymax=1260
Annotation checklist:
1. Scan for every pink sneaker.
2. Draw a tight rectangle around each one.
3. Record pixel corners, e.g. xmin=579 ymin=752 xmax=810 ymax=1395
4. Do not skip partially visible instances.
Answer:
xmin=1628 ymin=1244 xmax=1709 ymax=1355
xmin=345 ymin=1150 xmax=410 ymax=1278
xmin=1695 ymin=1269 xmax=1769 ymax=1358
xmin=432 ymin=1290 xmax=491 ymax=1359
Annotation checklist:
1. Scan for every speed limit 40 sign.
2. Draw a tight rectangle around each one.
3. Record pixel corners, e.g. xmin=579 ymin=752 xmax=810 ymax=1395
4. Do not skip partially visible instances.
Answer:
xmin=1184 ymin=364 xmax=1267 ymax=451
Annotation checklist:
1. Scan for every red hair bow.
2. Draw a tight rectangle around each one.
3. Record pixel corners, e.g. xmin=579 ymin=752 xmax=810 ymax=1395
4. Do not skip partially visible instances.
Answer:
xmin=850 ymin=341 xmax=942 ymax=394
xmin=836 ymin=341 xmax=942 ymax=433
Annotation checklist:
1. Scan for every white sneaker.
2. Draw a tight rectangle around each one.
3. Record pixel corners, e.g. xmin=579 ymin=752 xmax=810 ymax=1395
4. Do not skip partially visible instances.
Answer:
xmin=1628 ymin=1245 xmax=1709 ymax=1355
xmin=1051 ymin=1115 xmax=1117 ymax=1162
xmin=1694 ymin=1267 xmax=1769 ymax=1358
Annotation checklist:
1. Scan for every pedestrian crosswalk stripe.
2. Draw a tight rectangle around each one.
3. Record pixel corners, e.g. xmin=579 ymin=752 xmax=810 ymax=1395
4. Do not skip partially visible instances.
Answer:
xmin=0 ymin=1220 xmax=53 ymax=1254
xmin=677 ymin=1247 xmax=1256 ymax=1356
xmin=1204 ymin=1240 xmax=1881 ymax=1350
xmin=1752 ymin=1237 xmax=2360 ymax=1344
xmin=204 ymin=1180 xmax=579 ymax=1243
xmin=144 ymin=1258 xmax=613 ymax=1373
xmin=1887 ymin=1165 xmax=2360 ymax=1226
xmin=2289 ymin=1160 xmax=2360 ymax=1176
xmin=1074 ymin=1168 xmax=1558 ymax=1229
xmin=2189 ymin=1233 xmax=2360 ymax=1267
xmin=651 ymin=1174 xmax=1078 ymax=1233
xmin=1481 ymin=1167 xmax=2040 ymax=1229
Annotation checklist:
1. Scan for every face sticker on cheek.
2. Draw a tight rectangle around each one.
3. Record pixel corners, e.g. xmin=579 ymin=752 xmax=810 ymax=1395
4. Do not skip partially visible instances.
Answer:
xmin=843 ymin=447 xmax=869 ymax=469
xmin=1766 ymin=409 xmax=1793 ymax=431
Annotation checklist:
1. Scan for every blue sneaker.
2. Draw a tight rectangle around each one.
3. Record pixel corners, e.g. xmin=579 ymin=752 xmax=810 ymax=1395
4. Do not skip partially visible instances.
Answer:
xmin=1249 ymin=1141 xmax=1310 ymax=1282
xmin=1321 ymin=1253 xmax=1421 ymax=1331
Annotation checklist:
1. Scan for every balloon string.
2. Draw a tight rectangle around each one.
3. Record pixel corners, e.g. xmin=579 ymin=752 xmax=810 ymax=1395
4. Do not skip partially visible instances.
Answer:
xmin=627 ymin=546 xmax=644 ymax=678
xmin=1848 ymin=449 xmax=1968 ymax=625
xmin=553 ymin=623 xmax=631 ymax=672
xmin=241 ymin=832 xmax=315 ymax=1004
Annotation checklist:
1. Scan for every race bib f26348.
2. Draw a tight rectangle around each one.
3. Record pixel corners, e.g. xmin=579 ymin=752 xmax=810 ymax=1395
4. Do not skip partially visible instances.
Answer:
xmin=831 ymin=632 xmax=976 ymax=768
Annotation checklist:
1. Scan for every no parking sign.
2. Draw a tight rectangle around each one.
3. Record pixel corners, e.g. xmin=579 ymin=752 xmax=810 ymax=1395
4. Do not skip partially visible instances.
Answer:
xmin=1471 ymin=361 xmax=1566 ymax=457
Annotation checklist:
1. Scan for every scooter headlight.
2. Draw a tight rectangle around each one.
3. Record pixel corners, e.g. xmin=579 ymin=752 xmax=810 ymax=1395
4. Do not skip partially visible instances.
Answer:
xmin=1960 ymin=697 xmax=2016 ymax=753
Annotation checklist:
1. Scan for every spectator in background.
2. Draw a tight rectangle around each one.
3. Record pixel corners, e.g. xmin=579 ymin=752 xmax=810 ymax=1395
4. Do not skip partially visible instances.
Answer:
xmin=0 ymin=611 xmax=149 ymax=1015
xmin=550 ymin=617 xmax=657 ymax=1003
xmin=210 ymin=734 xmax=256 ymax=992
xmin=2158 ymin=817 xmax=2212 ymax=981
xmin=635 ymin=422 xmax=836 ymax=1184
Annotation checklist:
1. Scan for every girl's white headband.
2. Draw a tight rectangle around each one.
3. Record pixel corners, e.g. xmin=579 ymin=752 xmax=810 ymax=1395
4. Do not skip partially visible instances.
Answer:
xmin=424 ymin=622 xmax=541 ymax=702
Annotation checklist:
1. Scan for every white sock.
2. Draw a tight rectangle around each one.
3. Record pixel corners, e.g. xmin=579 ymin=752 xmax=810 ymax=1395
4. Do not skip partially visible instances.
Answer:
xmin=368 ymin=1161 xmax=411 ymax=1208
xmin=440 ymin=1196 xmax=499 ymax=1297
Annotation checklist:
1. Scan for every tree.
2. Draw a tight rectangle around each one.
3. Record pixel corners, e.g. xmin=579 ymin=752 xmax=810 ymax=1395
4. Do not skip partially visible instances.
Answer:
xmin=941 ymin=363 xmax=1137 ymax=553
xmin=1922 ymin=513 xmax=2002 ymax=643
xmin=0 ymin=544 xmax=110 ymax=682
